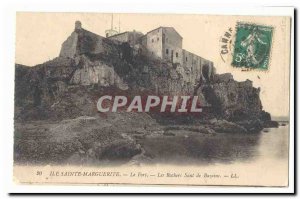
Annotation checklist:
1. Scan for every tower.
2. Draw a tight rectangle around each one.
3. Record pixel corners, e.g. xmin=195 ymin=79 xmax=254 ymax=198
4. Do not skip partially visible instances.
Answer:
xmin=75 ymin=20 xmax=82 ymax=30
xmin=105 ymin=14 xmax=119 ymax=37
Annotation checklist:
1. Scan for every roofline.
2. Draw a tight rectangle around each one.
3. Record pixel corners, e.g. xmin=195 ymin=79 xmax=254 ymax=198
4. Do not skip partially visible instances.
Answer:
xmin=146 ymin=27 xmax=162 ymax=35
xmin=108 ymin=30 xmax=145 ymax=38
xmin=80 ymin=28 xmax=105 ymax=39
xmin=146 ymin=26 xmax=183 ymax=39
xmin=166 ymin=27 xmax=183 ymax=39
xmin=107 ymin=31 xmax=129 ymax=38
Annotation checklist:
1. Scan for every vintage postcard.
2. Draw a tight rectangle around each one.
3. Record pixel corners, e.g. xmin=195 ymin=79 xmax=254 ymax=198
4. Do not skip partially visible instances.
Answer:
xmin=13 ymin=11 xmax=292 ymax=188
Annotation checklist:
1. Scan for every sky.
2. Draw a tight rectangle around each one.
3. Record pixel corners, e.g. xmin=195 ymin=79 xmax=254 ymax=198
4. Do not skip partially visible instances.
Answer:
xmin=15 ymin=12 xmax=291 ymax=117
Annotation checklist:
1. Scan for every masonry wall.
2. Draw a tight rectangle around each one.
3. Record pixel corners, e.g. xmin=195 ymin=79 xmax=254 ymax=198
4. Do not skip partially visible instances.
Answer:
xmin=181 ymin=49 xmax=215 ymax=84
xmin=146 ymin=28 xmax=163 ymax=59
xmin=76 ymin=29 xmax=106 ymax=55
xmin=141 ymin=36 xmax=147 ymax=47
xmin=163 ymin=45 xmax=183 ymax=65
xmin=129 ymin=31 xmax=144 ymax=46
xmin=109 ymin=32 xmax=129 ymax=44
xmin=201 ymin=58 xmax=214 ymax=81
xmin=109 ymin=31 xmax=144 ymax=47
xmin=59 ymin=24 xmax=215 ymax=86
xmin=59 ymin=32 xmax=78 ymax=58
xmin=162 ymin=27 xmax=182 ymax=48
xmin=182 ymin=50 xmax=198 ymax=84
xmin=162 ymin=27 xmax=183 ymax=64
xmin=141 ymin=26 xmax=215 ymax=85
xmin=60 ymin=29 xmax=106 ymax=58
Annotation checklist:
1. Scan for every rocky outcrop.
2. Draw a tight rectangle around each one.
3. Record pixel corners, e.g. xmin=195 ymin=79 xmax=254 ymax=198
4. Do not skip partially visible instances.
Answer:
xmin=15 ymin=23 xmax=277 ymax=132
xmin=14 ymin=22 xmax=282 ymax=167
xmin=70 ymin=55 xmax=128 ymax=89
xmin=14 ymin=116 xmax=143 ymax=164
xmin=14 ymin=54 xmax=128 ymax=121
xmin=209 ymin=119 xmax=248 ymax=134
xmin=195 ymin=73 xmax=275 ymax=131
xmin=205 ymin=75 xmax=262 ymax=120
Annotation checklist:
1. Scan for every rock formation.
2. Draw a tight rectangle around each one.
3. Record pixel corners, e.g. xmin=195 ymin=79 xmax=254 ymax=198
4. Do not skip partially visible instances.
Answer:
xmin=15 ymin=22 xmax=277 ymax=132
xmin=14 ymin=22 xmax=282 ymax=166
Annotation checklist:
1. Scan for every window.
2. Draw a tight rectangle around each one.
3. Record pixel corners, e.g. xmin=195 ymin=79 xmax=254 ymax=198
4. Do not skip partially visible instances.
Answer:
xmin=152 ymin=39 xmax=154 ymax=43
xmin=186 ymin=57 xmax=188 ymax=61
xmin=157 ymin=37 xmax=159 ymax=41
xmin=166 ymin=49 xmax=169 ymax=55
xmin=176 ymin=52 xmax=178 ymax=58
xmin=166 ymin=38 xmax=168 ymax=43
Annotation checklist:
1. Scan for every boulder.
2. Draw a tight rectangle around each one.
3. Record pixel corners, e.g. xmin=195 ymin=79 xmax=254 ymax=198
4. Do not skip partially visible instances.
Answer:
xmin=210 ymin=119 xmax=248 ymax=133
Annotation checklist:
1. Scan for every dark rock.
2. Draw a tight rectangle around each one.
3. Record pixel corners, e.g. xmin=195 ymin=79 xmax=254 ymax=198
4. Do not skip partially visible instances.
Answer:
xmin=210 ymin=119 xmax=248 ymax=134
xmin=15 ymin=25 xmax=274 ymax=133
xmin=236 ymin=119 xmax=264 ymax=133
xmin=98 ymin=140 xmax=141 ymax=160
xmin=164 ymin=125 xmax=215 ymax=134
xmin=163 ymin=131 xmax=175 ymax=136
xmin=264 ymin=120 xmax=279 ymax=128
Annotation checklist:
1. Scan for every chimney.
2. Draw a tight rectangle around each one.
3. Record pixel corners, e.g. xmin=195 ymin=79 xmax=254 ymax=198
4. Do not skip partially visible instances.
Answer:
xmin=75 ymin=21 xmax=82 ymax=30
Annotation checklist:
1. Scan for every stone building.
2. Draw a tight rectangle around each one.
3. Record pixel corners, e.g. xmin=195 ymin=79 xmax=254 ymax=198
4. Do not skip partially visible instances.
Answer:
xmin=141 ymin=27 xmax=183 ymax=63
xmin=108 ymin=30 xmax=144 ymax=47
xmin=107 ymin=26 xmax=215 ymax=84
xmin=60 ymin=21 xmax=108 ymax=58
xmin=60 ymin=21 xmax=215 ymax=85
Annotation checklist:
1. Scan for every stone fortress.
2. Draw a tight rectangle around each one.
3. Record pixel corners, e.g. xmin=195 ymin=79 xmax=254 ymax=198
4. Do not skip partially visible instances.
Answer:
xmin=60 ymin=21 xmax=215 ymax=86
xmin=16 ymin=19 xmax=273 ymax=134
xmin=108 ymin=23 xmax=215 ymax=85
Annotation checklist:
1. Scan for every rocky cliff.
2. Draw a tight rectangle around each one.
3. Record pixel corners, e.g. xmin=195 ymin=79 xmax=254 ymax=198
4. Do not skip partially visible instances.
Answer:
xmin=15 ymin=25 xmax=277 ymax=132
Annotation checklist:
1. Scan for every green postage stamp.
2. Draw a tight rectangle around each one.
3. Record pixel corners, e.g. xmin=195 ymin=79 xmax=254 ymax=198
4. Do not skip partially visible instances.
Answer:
xmin=231 ymin=22 xmax=273 ymax=70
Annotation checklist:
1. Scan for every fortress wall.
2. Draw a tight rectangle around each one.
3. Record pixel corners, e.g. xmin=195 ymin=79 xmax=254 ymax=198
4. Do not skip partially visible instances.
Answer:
xmin=163 ymin=44 xmax=183 ymax=65
xmin=76 ymin=29 xmax=106 ymax=55
xmin=59 ymin=32 xmax=78 ymax=58
xmin=162 ymin=27 xmax=182 ymax=48
xmin=109 ymin=32 xmax=129 ymax=44
xmin=146 ymin=28 xmax=163 ymax=59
